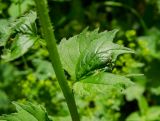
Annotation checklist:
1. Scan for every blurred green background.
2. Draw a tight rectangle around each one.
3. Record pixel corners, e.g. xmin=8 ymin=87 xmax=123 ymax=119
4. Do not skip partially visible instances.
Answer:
xmin=0 ymin=0 xmax=160 ymax=120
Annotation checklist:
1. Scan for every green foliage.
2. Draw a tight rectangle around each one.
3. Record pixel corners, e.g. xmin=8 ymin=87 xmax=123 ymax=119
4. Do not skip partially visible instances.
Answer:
xmin=126 ymin=106 xmax=160 ymax=121
xmin=0 ymin=11 xmax=37 ymax=46
xmin=79 ymin=72 xmax=133 ymax=88
xmin=2 ymin=35 xmax=39 ymax=61
xmin=73 ymin=72 xmax=133 ymax=96
xmin=0 ymin=91 xmax=9 ymax=110
xmin=1 ymin=0 xmax=160 ymax=120
xmin=59 ymin=29 xmax=134 ymax=80
xmin=137 ymin=27 xmax=160 ymax=60
xmin=58 ymin=28 xmax=134 ymax=102
xmin=75 ymin=30 xmax=134 ymax=80
xmin=8 ymin=0 xmax=35 ymax=18
xmin=58 ymin=28 xmax=100 ymax=80
xmin=32 ymin=59 xmax=55 ymax=80
xmin=0 ymin=102 xmax=51 ymax=121
xmin=0 ymin=11 xmax=38 ymax=61
xmin=0 ymin=12 xmax=134 ymax=120
xmin=124 ymin=85 xmax=145 ymax=101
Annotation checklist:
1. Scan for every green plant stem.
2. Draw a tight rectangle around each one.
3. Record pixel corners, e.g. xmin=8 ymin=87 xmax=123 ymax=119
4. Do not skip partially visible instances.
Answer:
xmin=104 ymin=1 xmax=148 ymax=33
xmin=34 ymin=0 xmax=80 ymax=121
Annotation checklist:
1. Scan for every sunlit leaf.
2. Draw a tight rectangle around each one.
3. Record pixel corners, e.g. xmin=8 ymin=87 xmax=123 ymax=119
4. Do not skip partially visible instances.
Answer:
xmin=76 ymin=31 xmax=134 ymax=79
xmin=0 ymin=11 xmax=37 ymax=47
xmin=0 ymin=102 xmax=51 ymax=121
xmin=8 ymin=0 xmax=35 ymax=18
xmin=59 ymin=29 xmax=134 ymax=80
xmin=73 ymin=72 xmax=133 ymax=96
xmin=0 ymin=11 xmax=38 ymax=61
xmin=58 ymin=28 xmax=100 ymax=79
xmin=1 ymin=35 xmax=39 ymax=61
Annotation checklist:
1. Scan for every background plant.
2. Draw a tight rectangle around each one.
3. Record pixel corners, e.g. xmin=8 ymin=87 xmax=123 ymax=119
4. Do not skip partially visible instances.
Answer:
xmin=0 ymin=0 xmax=160 ymax=121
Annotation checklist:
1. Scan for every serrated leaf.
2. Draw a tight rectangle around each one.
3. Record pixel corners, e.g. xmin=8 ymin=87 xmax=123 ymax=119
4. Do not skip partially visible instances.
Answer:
xmin=0 ymin=102 xmax=51 ymax=121
xmin=10 ymin=10 xmax=37 ymax=34
xmin=1 ymin=34 xmax=39 ymax=61
xmin=58 ymin=28 xmax=100 ymax=79
xmin=76 ymin=30 xmax=134 ymax=79
xmin=73 ymin=72 xmax=133 ymax=96
xmin=0 ymin=11 xmax=37 ymax=47
xmin=59 ymin=29 xmax=134 ymax=80
xmin=0 ymin=11 xmax=39 ymax=61
xmin=0 ymin=20 xmax=10 ymax=46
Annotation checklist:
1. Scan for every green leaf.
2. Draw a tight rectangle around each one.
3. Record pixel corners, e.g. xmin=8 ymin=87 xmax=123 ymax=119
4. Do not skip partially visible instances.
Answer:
xmin=73 ymin=72 xmax=133 ymax=96
xmin=76 ymin=30 xmax=134 ymax=79
xmin=151 ymin=86 xmax=160 ymax=95
xmin=1 ymin=35 xmax=39 ymax=61
xmin=12 ymin=11 xmax=37 ymax=34
xmin=58 ymin=28 xmax=100 ymax=79
xmin=51 ymin=116 xmax=71 ymax=121
xmin=0 ymin=11 xmax=39 ymax=61
xmin=8 ymin=0 xmax=35 ymax=18
xmin=0 ymin=19 xmax=10 ymax=46
xmin=137 ymin=96 xmax=149 ymax=116
xmin=137 ymin=27 xmax=160 ymax=60
xmin=0 ymin=90 xmax=9 ymax=109
xmin=32 ymin=59 xmax=56 ymax=80
xmin=147 ymin=107 xmax=160 ymax=120
xmin=0 ymin=102 xmax=52 ymax=121
xmin=124 ymin=85 xmax=145 ymax=101
xmin=126 ymin=112 xmax=143 ymax=121
xmin=0 ymin=11 xmax=37 ymax=47
xmin=80 ymin=72 xmax=133 ymax=87
xmin=126 ymin=106 xmax=160 ymax=121
xmin=59 ymin=29 xmax=134 ymax=80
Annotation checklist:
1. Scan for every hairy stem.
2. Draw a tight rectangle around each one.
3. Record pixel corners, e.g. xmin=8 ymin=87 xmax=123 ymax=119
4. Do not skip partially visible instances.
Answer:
xmin=34 ymin=0 xmax=80 ymax=121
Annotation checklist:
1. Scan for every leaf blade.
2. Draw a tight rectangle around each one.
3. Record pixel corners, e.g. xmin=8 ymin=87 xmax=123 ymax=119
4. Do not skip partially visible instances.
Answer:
xmin=0 ymin=102 xmax=51 ymax=121
xmin=1 ymin=35 xmax=39 ymax=61
xmin=73 ymin=72 xmax=134 ymax=96
xmin=76 ymin=30 xmax=134 ymax=79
